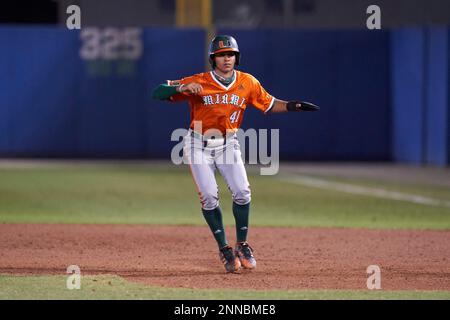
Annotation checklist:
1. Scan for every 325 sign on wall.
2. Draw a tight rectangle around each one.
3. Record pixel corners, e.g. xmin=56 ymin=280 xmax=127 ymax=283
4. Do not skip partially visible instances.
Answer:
xmin=79 ymin=27 xmax=143 ymax=77
xmin=80 ymin=27 xmax=143 ymax=60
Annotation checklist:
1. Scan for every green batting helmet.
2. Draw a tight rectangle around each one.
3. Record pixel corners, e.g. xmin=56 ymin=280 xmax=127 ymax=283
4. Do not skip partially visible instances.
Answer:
xmin=208 ymin=35 xmax=240 ymax=68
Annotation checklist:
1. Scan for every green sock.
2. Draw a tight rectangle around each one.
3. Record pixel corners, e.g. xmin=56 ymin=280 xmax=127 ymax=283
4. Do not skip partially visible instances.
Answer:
xmin=232 ymin=202 xmax=250 ymax=243
xmin=202 ymin=206 xmax=228 ymax=248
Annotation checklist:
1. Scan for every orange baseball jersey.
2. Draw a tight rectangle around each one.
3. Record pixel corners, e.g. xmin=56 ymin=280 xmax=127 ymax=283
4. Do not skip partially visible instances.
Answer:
xmin=167 ymin=71 xmax=275 ymax=135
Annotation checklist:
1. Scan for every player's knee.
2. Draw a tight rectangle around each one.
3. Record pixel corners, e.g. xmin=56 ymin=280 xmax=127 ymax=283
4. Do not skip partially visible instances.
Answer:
xmin=200 ymin=192 xmax=219 ymax=210
xmin=233 ymin=188 xmax=251 ymax=205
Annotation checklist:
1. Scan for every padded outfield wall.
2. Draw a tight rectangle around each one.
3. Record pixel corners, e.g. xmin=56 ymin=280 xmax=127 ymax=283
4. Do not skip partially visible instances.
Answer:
xmin=0 ymin=26 xmax=448 ymax=164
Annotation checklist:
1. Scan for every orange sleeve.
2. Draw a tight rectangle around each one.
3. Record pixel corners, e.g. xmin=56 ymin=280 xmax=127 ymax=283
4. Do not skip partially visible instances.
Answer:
xmin=167 ymin=76 xmax=195 ymax=102
xmin=248 ymin=76 xmax=275 ymax=113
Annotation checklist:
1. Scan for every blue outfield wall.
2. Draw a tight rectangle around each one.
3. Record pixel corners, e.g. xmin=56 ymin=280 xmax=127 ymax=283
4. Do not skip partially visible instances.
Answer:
xmin=391 ymin=28 xmax=426 ymax=164
xmin=219 ymin=29 xmax=390 ymax=160
xmin=426 ymin=28 xmax=449 ymax=166
xmin=0 ymin=27 xmax=203 ymax=158
xmin=4 ymin=26 xmax=447 ymax=162
xmin=391 ymin=27 xmax=449 ymax=166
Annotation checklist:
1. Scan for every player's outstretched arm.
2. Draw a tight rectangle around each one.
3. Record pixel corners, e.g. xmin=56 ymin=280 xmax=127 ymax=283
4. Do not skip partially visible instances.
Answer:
xmin=270 ymin=99 xmax=320 ymax=113
xmin=152 ymin=82 xmax=204 ymax=101
xmin=152 ymin=83 xmax=179 ymax=100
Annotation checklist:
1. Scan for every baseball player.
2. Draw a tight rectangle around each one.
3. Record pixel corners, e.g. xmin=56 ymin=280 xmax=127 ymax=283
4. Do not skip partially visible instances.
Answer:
xmin=152 ymin=35 xmax=319 ymax=273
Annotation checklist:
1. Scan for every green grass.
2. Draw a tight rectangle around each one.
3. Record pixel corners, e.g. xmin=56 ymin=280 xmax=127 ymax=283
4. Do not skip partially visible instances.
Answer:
xmin=0 ymin=165 xmax=449 ymax=229
xmin=304 ymin=174 xmax=450 ymax=201
xmin=1 ymin=274 xmax=449 ymax=300
xmin=1 ymin=164 xmax=449 ymax=300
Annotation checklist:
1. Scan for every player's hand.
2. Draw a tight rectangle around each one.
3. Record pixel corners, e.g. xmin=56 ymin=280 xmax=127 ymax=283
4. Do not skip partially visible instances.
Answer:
xmin=287 ymin=101 xmax=320 ymax=111
xmin=178 ymin=82 xmax=203 ymax=95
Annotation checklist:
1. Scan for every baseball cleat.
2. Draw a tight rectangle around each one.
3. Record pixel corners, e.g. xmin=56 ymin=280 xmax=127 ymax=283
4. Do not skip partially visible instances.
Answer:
xmin=219 ymin=245 xmax=241 ymax=273
xmin=234 ymin=242 xmax=256 ymax=269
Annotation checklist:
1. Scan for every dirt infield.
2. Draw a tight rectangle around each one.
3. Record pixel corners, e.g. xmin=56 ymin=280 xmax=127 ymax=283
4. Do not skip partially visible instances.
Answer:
xmin=0 ymin=224 xmax=449 ymax=290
